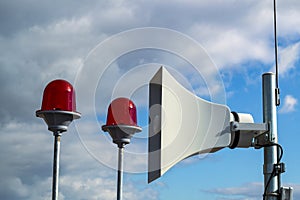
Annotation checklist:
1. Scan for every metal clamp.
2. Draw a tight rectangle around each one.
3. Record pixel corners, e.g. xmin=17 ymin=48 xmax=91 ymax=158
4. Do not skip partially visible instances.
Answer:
xmin=280 ymin=187 xmax=293 ymax=200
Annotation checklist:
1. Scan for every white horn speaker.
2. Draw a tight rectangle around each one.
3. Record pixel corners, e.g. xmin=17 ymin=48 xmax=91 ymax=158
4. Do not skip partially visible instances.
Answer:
xmin=148 ymin=67 xmax=254 ymax=183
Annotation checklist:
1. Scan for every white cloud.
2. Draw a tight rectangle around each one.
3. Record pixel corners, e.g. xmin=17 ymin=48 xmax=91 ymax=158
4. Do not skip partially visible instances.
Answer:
xmin=207 ymin=182 xmax=300 ymax=200
xmin=277 ymin=0 xmax=300 ymax=37
xmin=206 ymin=182 xmax=263 ymax=200
xmin=193 ymin=26 xmax=272 ymax=68
xmin=279 ymin=95 xmax=298 ymax=113
xmin=278 ymin=42 xmax=300 ymax=77
xmin=187 ymin=0 xmax=274 ymax=68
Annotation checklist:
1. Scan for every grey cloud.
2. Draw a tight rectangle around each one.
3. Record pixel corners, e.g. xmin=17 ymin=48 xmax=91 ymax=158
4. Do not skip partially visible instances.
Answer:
xmin=142 ymin=0 xmax=256 ymax=29
xmin=0 ymin=0 xmax=100 ymax=36
xmin=0 ymin=122 xmax=52 ymax=200
xmin=0 ymin=16 xmax=99 ymax=124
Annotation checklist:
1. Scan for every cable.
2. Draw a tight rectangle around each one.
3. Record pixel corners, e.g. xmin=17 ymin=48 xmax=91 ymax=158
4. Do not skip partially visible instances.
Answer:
xmin=256 ymin=143 xmax=283 ymax=161
xmin=263 ymin=169 xmax=276 ymax=200
xmin=258 ymin=143 xmax=284 ymax=200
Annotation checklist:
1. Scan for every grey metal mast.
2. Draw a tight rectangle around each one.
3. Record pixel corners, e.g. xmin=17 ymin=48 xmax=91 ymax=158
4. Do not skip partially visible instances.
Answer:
xmin=262 ymin=73 xmax=279 ymax=199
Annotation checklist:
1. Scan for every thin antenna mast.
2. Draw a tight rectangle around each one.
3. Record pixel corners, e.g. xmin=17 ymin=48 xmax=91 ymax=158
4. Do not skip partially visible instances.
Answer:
xmin=273 ymin=0 xmax=280 ymax=106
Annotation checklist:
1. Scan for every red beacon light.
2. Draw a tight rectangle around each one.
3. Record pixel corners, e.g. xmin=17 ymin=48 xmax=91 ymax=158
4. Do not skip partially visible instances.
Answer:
xmin=41 ymin=79 xmax=77 ymax=112
xmin=106 ymin=97 xmax=138 ymax=126
xmin=102 ymin=97 xmax=142 ymax=147
xmin=36 ymin=79 xmax=81 ymax=133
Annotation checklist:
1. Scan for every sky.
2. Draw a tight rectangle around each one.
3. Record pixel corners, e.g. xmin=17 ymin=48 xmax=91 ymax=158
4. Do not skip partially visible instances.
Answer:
xmin=0 ymin=0 xmax=300 ymax=199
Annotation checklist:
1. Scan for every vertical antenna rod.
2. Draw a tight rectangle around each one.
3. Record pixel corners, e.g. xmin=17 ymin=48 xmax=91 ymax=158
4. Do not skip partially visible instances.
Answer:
xmin=273 ymin=0 xmax=280 ymax=106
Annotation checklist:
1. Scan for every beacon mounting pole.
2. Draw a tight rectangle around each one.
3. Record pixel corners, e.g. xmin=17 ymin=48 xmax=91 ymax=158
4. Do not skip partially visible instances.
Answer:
xmin=117 ymin=143 xmax=125 ymax=200
xmin=52 ymin=131 xmax=62 ymax=200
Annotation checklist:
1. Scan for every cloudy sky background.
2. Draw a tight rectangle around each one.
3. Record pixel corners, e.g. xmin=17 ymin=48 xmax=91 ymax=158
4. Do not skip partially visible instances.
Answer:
xmin=1 ymin=0 xmax=300 ymax=199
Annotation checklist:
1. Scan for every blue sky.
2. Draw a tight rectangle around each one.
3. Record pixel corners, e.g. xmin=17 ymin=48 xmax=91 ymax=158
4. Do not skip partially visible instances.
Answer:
xmin=0 ymin=0 xmax=299 ymax=199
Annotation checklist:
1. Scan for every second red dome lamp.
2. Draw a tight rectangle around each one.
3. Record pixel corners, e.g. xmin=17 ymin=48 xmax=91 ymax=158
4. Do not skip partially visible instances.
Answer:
xmin=102 ymin=97 xmax=142 ymax=147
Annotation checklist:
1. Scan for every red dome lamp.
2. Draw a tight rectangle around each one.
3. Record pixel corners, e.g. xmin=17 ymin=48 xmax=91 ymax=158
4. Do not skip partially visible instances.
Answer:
xmin=40 ymin=79 xmax=77 ymax=112
xmin=36 ymin=79 xmax=81 ymax=133
xmin=102 ymin=97 xmax=142 ymax=147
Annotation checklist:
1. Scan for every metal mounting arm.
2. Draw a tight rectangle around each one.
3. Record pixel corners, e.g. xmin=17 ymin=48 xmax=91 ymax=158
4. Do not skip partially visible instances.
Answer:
xmin=229 ymin=122 xmax=269 ymax=148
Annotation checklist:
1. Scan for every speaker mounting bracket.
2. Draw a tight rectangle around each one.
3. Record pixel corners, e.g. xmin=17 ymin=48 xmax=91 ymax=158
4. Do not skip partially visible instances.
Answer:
xmin=230 ymin=122 xmax=269 ymax=148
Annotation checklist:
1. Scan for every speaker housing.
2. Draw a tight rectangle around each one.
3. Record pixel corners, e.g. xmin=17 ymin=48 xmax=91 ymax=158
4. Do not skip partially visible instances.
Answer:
xmin=148 ymin=67 xmax=232 ymax=182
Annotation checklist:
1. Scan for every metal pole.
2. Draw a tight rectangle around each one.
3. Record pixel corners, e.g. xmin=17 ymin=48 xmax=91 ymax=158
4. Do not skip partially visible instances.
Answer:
xmin=262 ymin=73 xmax=279 ymax=200
xmin=52 ymin=132 xmax=61 ymax=200
xmin=117 ymin=144 xmax=124 ymax=200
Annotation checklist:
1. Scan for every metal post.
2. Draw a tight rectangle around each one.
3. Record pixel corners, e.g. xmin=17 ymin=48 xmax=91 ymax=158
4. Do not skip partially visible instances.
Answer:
xmin=52 ymin=132 xmax=61 ymax=200
xmin=262 ymin=73 xmax=279 ymax=200
xmin=117 ymin=144 xmax=124 ymax=200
